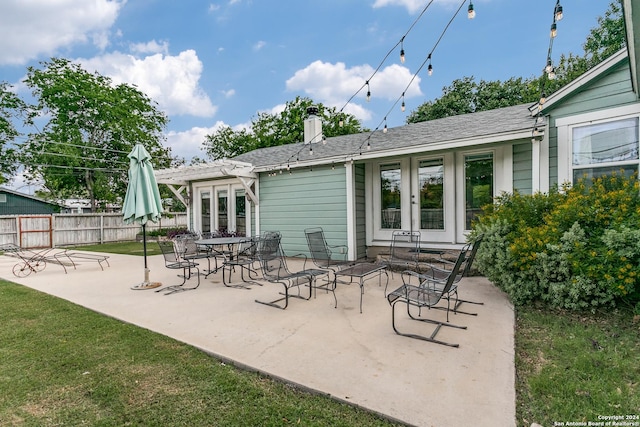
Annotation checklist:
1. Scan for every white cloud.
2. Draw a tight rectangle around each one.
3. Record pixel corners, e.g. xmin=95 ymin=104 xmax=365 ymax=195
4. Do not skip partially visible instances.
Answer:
xmin=166 ymin=123 xmax=226 ymax=161
xmin=78 ymin=49 xmax=217 ymax=118
xmin=285 ymin=60 xmax=421 ymax=122
xmin=253 ymin=41 xmax=266 ymax=51
xmin=221 ymin=89 xmax=236 ymax=98
xmin=130 ymin=40 xmax=170 ymax=55
xmin=208 ymin=3 xmax=221 ymax=12
xmin=372 ymin=0 xmax=467 ymax=13
xmin=0 ymin=0 xmax=125 ymax=65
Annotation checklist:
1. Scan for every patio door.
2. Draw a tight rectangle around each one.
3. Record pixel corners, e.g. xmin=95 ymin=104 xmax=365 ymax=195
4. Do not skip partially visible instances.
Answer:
xmin=194 ymin=182 xmax=251 ymax=236
xmin=456 ymin=151 xmax=495 ymax=242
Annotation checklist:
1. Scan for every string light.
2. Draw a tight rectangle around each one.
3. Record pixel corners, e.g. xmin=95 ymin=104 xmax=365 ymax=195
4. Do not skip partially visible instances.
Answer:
xmin=427 ymin=54 xmax=433 ymax=76
xmin=554 ymin=1 xmax=563 ymax=21
xmin=550 ymin=22 xmax=557 ymax=38
xmin=383 ymin=119 xmax=388 ymax=134
xmin=401 ymin=92 xmax=406 ymax=112
xmin=366 ymin=81 xmax=371 ymax=102
xmin=467 ymin=1 xmax=475 ymax=19
xmin=400 ymin=37 xmax=406 ymax=63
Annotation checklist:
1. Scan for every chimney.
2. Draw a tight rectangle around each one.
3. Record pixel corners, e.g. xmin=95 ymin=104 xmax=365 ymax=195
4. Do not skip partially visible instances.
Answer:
xmin=304 ymin=106 xmax=322 ymax=144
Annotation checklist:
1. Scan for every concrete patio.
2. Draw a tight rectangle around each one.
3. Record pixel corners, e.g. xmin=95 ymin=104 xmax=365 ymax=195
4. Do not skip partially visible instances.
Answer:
xmin=0 ymin=251 xmax=515 ymax=426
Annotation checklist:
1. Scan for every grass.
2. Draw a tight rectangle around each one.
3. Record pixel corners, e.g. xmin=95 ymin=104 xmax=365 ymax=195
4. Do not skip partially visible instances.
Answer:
xmin=3 ymin=241 xmax=639 ymax=425
xmin=0 ymin=279 xmax=399 ymax=426
xmin=515 ymin=304 xmax=640 ymax=426
xmin=73 ymin=241 xmax=162 ymax=256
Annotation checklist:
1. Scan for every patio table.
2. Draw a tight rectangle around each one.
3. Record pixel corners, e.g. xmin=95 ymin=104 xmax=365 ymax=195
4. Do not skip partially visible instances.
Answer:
xmin=334 ymin=263 xmax=388 ymax=313
xmin=194 ymin=237 xmax=248 ymax=277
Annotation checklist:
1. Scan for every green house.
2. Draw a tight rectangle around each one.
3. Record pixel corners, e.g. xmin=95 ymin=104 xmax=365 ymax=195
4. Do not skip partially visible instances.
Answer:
xmin=155 ymin=0 xmax=640 ymax=261
xmin=0 ymin=188 xmax=61 ymax=215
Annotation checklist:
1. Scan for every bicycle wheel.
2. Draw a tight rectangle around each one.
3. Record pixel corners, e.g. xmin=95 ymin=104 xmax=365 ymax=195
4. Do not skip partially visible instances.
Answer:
xmin=12 ymin=262 xmax=32 ymax=277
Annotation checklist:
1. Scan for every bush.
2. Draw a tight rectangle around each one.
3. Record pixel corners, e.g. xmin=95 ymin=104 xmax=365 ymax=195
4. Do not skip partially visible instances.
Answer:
xmin=473 ymin=173 xmax=640 ymax=310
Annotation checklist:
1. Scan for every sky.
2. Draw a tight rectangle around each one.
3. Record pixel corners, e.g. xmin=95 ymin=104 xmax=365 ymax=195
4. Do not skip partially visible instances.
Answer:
xmin=0 ymin=0 xmax=613 ymax=192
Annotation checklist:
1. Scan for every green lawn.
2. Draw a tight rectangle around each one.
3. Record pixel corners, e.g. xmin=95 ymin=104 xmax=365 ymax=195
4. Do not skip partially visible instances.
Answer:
xmin=0 ymin=279 xmax=399 ymax=426
xmin=3 ymin=241 xmax=639 ymax=426
xmin=73 ymin=240 xmax=162 ymax=256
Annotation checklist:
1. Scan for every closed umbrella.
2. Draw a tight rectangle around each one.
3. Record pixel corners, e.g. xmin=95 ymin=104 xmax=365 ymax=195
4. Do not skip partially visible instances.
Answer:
xmin=123 ymin=143 xmax=164 ymax=290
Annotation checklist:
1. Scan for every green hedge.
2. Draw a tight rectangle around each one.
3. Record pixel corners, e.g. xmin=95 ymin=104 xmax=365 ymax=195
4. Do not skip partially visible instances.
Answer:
xmin=471 ymin=173 xmax=640 ymax=312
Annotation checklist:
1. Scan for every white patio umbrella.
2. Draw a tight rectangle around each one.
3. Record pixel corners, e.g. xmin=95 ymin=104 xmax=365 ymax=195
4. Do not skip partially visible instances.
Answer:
xmin=122 ymin=143 xmax=164 ymax=290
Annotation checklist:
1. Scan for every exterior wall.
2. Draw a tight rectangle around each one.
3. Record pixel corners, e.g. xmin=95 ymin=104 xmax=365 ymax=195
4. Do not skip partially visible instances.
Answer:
xmin=547 ymin=60 xmax=637 ymax=186
xmin=258 ymin=164 xmax=349 ymax=257
xmin=0 ymin=191 xmax=59 ymax=215
xmin=354 ymin=164 xmax=367 ymax=259
xmin=512 ymin=142 xmax=533 ymax=194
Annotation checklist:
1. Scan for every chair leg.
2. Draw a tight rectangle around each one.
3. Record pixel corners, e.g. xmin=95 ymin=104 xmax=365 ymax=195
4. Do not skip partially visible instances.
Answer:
xmin=391 ymin=300 xmax=466 ymax=348
xmin=156 ymin=266 xmax=200 ymax=295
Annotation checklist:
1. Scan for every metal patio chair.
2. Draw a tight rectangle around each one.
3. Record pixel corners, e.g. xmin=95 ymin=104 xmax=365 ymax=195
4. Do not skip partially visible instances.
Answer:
xmin=255 ymin=232 xmax=331 ymax=309
xmin=304 ymin=227 xmax=350 ymax=302
xmin=155 ymin=240 xmax=200 ymax=295
xmin=380 ymin=230 xmax=421 ymax=287
xmin=386 ymin=251 xmax=467 ymax=347
xmin=221 ymin=236 xmax=262 ymax=289
xmin=421 ymin=234 xmax=485 ymax=316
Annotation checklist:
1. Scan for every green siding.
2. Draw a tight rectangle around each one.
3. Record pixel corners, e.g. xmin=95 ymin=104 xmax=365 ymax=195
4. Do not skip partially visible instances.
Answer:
xmin=546 ymin=60 xmax=636 ymax=186
xmin=0 ymin=191 xmax=59 ymax=215
xmin=258 ymin=165 xmax=348 ymax=256
xmin=512 ymin=142 xmax=532 ymax=194
xmin=354 ymin=164 xmax=366 ymax=259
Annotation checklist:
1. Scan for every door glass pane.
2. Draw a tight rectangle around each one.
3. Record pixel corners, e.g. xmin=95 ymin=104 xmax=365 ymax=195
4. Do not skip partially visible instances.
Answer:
xmin=419 ymin=158 xmax=444 ymax=230
xmin=235 ymin=190 xmax=246 ymax=236
xmin=380 ymin=163 xmax=401 ymax=229
xmin=465 ymin=153 xmax=493 ymax=230
xmin=200 ymin=191 xmax=211 ymax=233
xmin=217 ymin=190 xmax=228 ymax=232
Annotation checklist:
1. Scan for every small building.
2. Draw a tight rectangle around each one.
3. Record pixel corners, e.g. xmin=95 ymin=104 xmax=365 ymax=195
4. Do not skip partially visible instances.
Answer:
xmin=155 ymin=0 xmax=640 ymax=261
xmin=0 ymin=187 xmax=62 ymax=215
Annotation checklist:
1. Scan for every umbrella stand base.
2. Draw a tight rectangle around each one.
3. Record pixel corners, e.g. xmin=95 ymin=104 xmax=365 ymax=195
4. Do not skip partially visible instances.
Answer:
xmin=131 ymin=281 xmax=162 ymax=290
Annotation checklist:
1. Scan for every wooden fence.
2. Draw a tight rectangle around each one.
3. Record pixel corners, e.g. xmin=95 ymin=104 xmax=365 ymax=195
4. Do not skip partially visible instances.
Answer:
xmin=0 ymin=213 xmax=187 ymax=248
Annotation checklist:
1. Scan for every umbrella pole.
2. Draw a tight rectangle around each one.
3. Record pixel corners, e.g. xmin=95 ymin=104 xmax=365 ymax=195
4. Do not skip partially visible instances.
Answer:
xmin=131 ymin=223 xmax=162 ymax=290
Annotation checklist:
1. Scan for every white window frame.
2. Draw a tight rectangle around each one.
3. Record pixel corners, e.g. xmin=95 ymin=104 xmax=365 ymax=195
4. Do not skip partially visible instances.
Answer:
xmin=556 ymin=104 xmax=640 ymax=186
xmin=192 ymin=179 xmax=251 ymax=236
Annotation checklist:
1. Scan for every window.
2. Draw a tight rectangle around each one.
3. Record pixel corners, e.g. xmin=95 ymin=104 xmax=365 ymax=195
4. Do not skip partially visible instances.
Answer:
xmin=200 ymin=191 xmax=211 ymax=233
xmin=464 ymin=153 xmax=493 ymax=230
xmin=235 ymin=190 xmax=246 ymax=236
xmin=572 ymin=117 xmax=639 ymax=182
xmin=217 ymin=190 xmax=228 ymax=231
xmin=380 ymin=163 xmax=401 ymax=229
xmin=418 ymin=158 xmax=444 ymax=230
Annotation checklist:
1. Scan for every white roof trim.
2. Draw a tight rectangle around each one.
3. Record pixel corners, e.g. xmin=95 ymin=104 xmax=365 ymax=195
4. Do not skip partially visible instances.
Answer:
xmin=155 ymin=160 xmax=256 ymax=185
xmin=530 ymin=49 xmax=629 ymax=115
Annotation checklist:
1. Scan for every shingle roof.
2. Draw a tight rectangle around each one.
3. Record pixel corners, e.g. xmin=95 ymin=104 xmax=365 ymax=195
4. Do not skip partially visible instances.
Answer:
xmin=234 ymin=103 xmax=536 ymax=169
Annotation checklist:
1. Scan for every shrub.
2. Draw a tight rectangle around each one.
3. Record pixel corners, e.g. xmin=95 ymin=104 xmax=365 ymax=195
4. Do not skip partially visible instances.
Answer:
xmin=473 ymin=172 xmax=640 ymax=310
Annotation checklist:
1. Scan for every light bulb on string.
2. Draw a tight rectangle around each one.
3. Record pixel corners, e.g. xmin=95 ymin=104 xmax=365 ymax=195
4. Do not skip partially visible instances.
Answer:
xmin=401 ymin=92 xmax=406 ymax=112
xmin=467 ymin=1 xmax=475 ymax=19
xmin=366 ymin=81 xmax=371 ymax=102
xmin=550 ymin=22 xmax=557 ymax=38
xmin=548 ymin=68 xmax=556 ymax=80
xmin=427 ymin=54 xmax=433 ymax=76
xmin=545 ymin=58 xmax=553 ymax=74
xmin=309 ymin=145 xmax=313 ymax=156
xmin=400 ymin=37 xmax=405 ymax=63
xmin=554 ymin=2 xmax=563 ymax=21
xmin=540 ymin=93 xmax=546 ymax=105
xmin=383 ymin=118 xmax=388 ymax=134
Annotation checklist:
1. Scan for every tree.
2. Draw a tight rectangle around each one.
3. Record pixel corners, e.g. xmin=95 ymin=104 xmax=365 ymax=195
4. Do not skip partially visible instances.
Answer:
xmin=20 ymin=58 xmax=171 ymax=212
xmin=0 ymin=82 xmax=27 ymax=185
xmin=406 ymin=76 xmax=539 ymax=123
xmin=203 ymin=96 xmax=364 ymax=160
xmin=407 ymin=1 xmax=624 ymax=123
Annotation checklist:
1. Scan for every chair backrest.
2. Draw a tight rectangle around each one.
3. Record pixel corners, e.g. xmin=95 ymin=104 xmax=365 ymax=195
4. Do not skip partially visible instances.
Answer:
xmin=305 ymin=227 xmax=331 ymax=265
xmin=389 ymin=230 xmax=420 ymax=263
xmin=461 ymin=234 xmax=483 ymax=276
xmin=426 ymin=250 xmax=467 ymax=297
xmin=158 ymin=240 xmax=179 ymax=264
xmin=256 ymin=232 xmax=287 ymax=280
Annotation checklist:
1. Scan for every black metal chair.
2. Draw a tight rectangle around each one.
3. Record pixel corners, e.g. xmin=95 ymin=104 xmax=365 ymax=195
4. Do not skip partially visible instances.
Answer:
xmin=380 ymin=230 xmax=421 ymax=290
xmin=221 ymin=236 xmax=262 ymax=289
xmin=255 ymin=232 xmax=331 ymax=309
xmin=176 ymin=235 xmax=215 ymax=274
xmin=304 ymin=227 xmax=350 ymax=271
xmin=386 ymin=251 xmax=467 ymax=348
xmin=421 ymin=234 xmax=485 ymax=316
xmin=155 ymin=240 xmax=200 ymax=295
